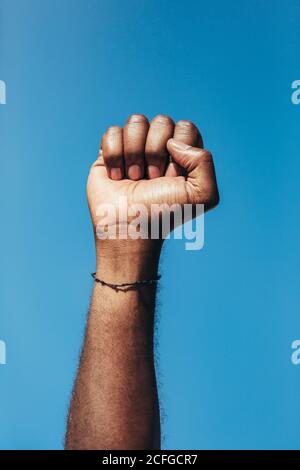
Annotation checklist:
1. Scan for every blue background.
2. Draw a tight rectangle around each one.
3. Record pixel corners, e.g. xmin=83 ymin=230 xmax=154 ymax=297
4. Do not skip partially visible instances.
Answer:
xmin=1 ymin=0 xmax=300 ymax=450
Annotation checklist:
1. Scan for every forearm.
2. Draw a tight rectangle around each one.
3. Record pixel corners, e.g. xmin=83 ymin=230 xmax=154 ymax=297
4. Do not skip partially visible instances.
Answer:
xmin=66 ymin=111 xmax=219 ymax=450
xmin=65 ymin=242 xmax=162 ymax=450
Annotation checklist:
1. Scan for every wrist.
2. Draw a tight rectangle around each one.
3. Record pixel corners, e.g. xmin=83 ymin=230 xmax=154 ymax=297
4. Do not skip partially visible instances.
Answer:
xmin=95 ymin=239 xmax=163 ymax=283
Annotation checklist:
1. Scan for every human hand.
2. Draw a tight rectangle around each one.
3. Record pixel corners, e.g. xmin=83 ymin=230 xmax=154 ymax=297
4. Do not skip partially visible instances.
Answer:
xmin=87 ymin=114 xmax=219 ymax=277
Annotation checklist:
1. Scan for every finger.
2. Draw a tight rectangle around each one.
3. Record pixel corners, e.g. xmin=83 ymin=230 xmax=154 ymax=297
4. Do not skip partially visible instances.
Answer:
xmin=167 ymin=138 xmax=219 ymax=210
xmin=123 ymin=114 xmax=149 ymax=180
xmin=173 ymin=119 xmax=203 ymax=147
xmin=167 ymin=139 xmax=212 ymax=175
xmin=165 ymin=120 xmax=203 ymax=177
xmin=145 ymin=115 xmax=174 ymax=178
xmin=101 ymin=126 xmax=124 ymax=180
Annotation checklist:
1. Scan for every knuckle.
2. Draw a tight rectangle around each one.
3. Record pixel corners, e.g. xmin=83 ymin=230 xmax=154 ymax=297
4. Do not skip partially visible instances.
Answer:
xmin=201 ymin=149 xmax=213 ymax=161
xmin=124 ymin=151 xmax=144 ymax=165
xmin=177 ymin=119 xmax=196 ymax=130
xmin=126 ymin=114 xmax=148 ymax=125
xmin=106 ymin=125 xmax=122 ymax=134
xmin=103 ymin=153 xmax=122 ymax=166
xmin=152 ymin=114 xmax=174 ymax=126
xmin=146 ymin=150 xmax=167 ymax=163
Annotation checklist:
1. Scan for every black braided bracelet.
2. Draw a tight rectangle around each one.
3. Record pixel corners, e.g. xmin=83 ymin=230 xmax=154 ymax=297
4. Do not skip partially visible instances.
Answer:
xmin=91 ymin=273 xmax=161 ymax=292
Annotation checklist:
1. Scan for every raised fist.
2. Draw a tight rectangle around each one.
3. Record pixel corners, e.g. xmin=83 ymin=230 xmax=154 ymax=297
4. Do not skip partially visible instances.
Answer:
xmin=87 ymin=114 xmax=219 ymax=244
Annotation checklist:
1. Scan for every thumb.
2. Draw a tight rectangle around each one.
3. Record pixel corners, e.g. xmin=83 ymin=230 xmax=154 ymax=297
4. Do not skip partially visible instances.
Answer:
xmin=167 ymin=138 xmax=219 ymax=209
xmin=167 ymin=138 xmax=212 ymax=175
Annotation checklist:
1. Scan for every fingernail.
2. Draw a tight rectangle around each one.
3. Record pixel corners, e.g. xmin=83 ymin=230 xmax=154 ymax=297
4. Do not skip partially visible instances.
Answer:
xmin=128 ymin=164 xmax=142 ymax=180
xmin=148 ymin=165 xmax=161 ymax=179
xmin=110 ymin=168 xmax=122 ymax=180
xmin=169 ymin=139 xmax=190 ymax=150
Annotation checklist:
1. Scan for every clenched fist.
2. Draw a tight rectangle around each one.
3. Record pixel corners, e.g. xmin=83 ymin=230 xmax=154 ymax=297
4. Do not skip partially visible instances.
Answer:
xmin=67 ymin=114 xmax=220 ymax=450
xmin=87 ymin=114 xmax=219 ymax=241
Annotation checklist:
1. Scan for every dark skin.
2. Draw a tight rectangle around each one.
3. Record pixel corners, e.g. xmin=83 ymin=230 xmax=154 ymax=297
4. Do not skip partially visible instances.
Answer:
xmin=65 ymin=114 xmax=219 ymax=450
